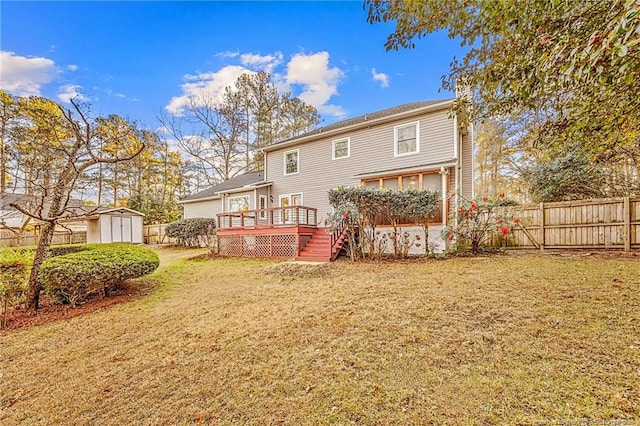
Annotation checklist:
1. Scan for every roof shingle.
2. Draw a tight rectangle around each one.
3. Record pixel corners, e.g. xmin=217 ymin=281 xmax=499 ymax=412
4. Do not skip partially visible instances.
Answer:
xmin=270 ymin=99 xmax=453 ymax=147
xmin=180 ymin=171 xmax=265 ymax=202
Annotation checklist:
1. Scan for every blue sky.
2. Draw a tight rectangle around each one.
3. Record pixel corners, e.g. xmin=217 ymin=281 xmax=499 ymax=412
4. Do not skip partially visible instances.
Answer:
xmin=1 ymin=1 xmax=465 ymax=130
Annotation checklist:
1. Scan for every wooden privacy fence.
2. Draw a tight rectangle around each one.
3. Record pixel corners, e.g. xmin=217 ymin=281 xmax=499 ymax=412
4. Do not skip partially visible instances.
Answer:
xmin=0 ymin=231 xmax=87 ymax=248
xmin=143 ymin=223 xmax=176 ymax=244
xmin=506 ymin=196 xmax=640 ymax=251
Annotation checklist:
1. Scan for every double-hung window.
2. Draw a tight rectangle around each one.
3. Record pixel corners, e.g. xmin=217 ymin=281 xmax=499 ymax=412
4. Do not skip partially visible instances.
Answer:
xmin=394 ymin=122 xmax=420 ymax=156
xmin=332 ymin=137 xmax=350 ymax=160
xmin=284 ymin=149 xmax=299 ymax=175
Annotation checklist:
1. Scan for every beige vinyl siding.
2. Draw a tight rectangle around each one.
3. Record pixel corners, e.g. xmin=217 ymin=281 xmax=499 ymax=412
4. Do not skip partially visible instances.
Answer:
xmin=183 ymin=199 xmax=221 ymax=219
xmin=266 ymin=106 xmax=456 ymax=220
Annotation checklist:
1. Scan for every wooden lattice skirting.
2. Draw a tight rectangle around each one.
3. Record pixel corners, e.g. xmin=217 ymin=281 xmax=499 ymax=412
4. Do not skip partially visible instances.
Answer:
xmin=218 ymin=234 xmax=304 ymax=258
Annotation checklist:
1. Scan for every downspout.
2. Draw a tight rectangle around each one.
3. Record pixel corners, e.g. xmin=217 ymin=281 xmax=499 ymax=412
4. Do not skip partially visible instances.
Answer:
xmin=262 ymin=148 xmax=269 ymax=208
xmin=470 ymin=121 xmax=476 ymax=199
xmin=440 ymin=167 xmax=448 ymax=226
xmin=453 ymin=112 xmax=460 ymax=212
xmin=458 ymin=132 xmax=463 ymax=200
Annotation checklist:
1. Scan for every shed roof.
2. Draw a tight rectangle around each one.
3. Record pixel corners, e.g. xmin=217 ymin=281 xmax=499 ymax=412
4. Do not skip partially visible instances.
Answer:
xmin=94 ymin=207 xmax=145 ymax=216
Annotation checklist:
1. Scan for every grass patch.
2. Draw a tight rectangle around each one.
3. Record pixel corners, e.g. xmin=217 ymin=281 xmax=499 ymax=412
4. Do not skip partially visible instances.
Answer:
xmin=1 ymin=251 xmax=639 ymax=424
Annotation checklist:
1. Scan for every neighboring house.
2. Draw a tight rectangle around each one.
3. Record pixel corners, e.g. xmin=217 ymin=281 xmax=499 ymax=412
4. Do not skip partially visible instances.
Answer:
xmin=182 ymin=98 xmax=474 ymax=261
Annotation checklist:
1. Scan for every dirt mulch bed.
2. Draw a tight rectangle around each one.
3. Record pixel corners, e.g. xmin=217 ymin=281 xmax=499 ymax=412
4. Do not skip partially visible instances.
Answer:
xmin=2 ymin=279 xmax=155 ymax=333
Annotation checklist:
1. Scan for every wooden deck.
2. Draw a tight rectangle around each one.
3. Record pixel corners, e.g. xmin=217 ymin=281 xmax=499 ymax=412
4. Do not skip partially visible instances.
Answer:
xmin=217 ymin=205 xmax=318 ymax=233
xmin=216 ymin=206 xmax=334 ymax=260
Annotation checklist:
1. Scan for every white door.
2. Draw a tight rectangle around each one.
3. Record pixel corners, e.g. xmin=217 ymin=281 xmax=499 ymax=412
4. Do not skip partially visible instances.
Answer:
xmin=111 ymin=216 xmax=122 ymax=242
xmin=122 ymin=217 xmax=132 ymax=242
xmin=279 ymin=194 xmax=302 ymax=224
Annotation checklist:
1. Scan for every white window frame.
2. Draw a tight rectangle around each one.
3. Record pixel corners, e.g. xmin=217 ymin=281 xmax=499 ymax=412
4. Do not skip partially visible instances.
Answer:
xmin=283 ymin=149 xmax=299 ymax=175
xmin=228 ymin=195 xmax=250 ymax=212
xmin=394 ymin=121 xmax=420 ymax=157
xmin=332 ymin=137 xmax=350 ymax=160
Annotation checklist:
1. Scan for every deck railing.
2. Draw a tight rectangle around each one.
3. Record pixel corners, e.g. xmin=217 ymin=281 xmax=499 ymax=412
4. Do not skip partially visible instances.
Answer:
xmin=217 ymin=205 xmax=318 ymax=230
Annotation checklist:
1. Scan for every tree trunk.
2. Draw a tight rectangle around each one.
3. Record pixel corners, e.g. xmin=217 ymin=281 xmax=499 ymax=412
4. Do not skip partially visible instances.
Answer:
xmin=25 ymin=221 xmax=55 ymax=310
xmin=0 ymin=139 xmax=6 ymax=193
xmin=97 ymin=162 xmax=103 ymax=206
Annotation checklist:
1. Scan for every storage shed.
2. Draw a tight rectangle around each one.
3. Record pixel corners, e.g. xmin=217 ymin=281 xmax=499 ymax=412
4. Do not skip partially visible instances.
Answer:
xmin=85 ymin=207 xmax=144 ymax=244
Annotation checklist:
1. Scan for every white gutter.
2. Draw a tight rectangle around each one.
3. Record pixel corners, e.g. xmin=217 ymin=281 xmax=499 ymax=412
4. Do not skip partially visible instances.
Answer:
xmin=354 ymin=161 xmax=457 ymax=180
xmin=218 ymin=182 xmax=273 ymax=195
xmin=178 ymin=195 xmax=221 ymax=204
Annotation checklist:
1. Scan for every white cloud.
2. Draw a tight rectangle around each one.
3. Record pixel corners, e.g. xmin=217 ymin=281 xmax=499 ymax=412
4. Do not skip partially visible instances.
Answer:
xmin=57 ymin=84 xmax=89 ymax=103
xmin=165 ymin=65 xmax=253 ymax=115
xmin=371 ymin=68 xmax=390 ymax=88
xmin=285 ymin=52 xmax=345 ymax=118
xmin=240 ymin=52 xmax=283 ymax=73
xmin=166 ymin=50 xmax=347 ymax=118
xmin=0 ymin=51 xmax=59 ymax=96
xmin=67 ymin=64 xmax=79 ymax=72
xmin=105 ymin=88 xmax=126 ymax=98
xmin=215 ymin=51 xmax=239 ymax=59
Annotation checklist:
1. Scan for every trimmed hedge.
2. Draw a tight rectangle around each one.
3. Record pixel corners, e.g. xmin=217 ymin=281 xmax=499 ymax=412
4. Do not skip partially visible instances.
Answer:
xmin=48 ymin=243 xmax=95 ymax=258
xmin=0 ymin=244 xmax=94 ymax=263
xmin=40 ymin=243 xmax=159 ymax=306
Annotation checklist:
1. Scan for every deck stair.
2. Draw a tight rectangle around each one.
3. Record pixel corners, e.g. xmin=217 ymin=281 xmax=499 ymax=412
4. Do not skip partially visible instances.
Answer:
xmin=296 ymin=227 xmax=348 ymax=262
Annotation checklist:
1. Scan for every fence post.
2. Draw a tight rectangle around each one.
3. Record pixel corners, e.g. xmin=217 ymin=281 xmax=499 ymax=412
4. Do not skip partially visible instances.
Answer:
xmin=539 ymin=202 xmax=545 ymax=252
xmin=623 ymin=197 xmax=631 ymax=251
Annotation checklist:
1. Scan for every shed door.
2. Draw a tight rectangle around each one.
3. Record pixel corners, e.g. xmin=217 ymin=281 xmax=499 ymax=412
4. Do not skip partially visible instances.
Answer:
xmin=121 ymin=217 xmax=132 ymax=242
xmin=111 ymin=216 xmax=122 ymax=242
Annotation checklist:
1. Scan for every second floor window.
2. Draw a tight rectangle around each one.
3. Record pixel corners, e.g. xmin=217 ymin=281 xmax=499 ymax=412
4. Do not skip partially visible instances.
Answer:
xmin=284 ymin=149 xmax=299 ymax=175
xmin=332 ymin=137 xmax=350 ymax=159
xmin=395 ymin=122 xmax=420 ymax=156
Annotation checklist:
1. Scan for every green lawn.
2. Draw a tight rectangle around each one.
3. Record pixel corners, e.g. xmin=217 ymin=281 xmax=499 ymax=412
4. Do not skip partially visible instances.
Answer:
xmin=2 ymin=248 xmax=639 ymax=425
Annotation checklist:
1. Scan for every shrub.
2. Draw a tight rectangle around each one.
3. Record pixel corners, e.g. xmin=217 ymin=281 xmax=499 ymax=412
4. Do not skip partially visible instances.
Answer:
xmin=165 ymin=218 xmax=216 ymax=248
xmin=40 ymin=243 xmax=159 ymax=306
xmin=327 ymin=186 xmax=440 ymax=259
xmin=48 ymin=243 xmax=95 ymax=258
xmin=0 ymin=251 xmax=30 ymax=328
xmin=443 ymin=194 xmax=519 ymax=254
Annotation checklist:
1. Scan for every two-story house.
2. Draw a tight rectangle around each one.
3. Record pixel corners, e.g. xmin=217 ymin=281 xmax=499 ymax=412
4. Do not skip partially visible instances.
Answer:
xmin=180 ymin=98 xmax=473 ymax=261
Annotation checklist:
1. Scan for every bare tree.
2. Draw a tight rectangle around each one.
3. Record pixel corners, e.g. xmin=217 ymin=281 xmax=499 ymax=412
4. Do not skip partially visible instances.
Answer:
xmin=160 ymin=72 xmax=321 ymax=186
xmin=9 ymin=96 xmax=144 ymax=310
xmin=158 ymin=95 xmax=246 ymax=185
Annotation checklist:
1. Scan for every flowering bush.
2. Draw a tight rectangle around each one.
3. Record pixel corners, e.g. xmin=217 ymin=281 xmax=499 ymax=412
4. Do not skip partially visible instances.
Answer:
xmin=444 ymin=193 xmax=519 ymax=254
